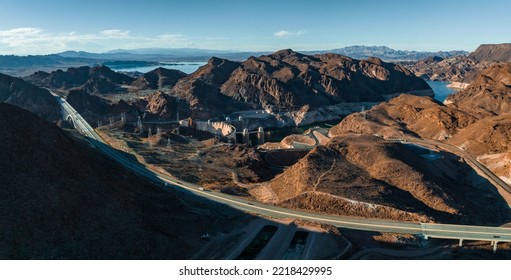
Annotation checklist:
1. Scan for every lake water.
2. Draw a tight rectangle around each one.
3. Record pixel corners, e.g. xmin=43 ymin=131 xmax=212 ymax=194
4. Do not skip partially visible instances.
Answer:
xmin=111 ymin=62 xmax=206 ymax=74
xmin=426 ymin=80 xmax=457 ymax=102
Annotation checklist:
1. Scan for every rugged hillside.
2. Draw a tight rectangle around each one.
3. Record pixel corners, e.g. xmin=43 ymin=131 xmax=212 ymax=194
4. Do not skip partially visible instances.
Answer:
xmin=253 ymin=135 xmax=509 ymax=223
xmin=221 ymin=50 xmax=432 ymax=107
xmin=469 ymin=43 xmax=511 ymax=62
xmin=169 ymin=57 xmax=251 ymax=118
xmin=403 ymin=56 xmax=489 ymax=83
xmin=169 ymin=50 xmax=432 ymax=119
xmin=66 ymin=89 xmax=134 ymax=122
xmin=0 ymin=102 xmax=245 ymax=259
xmin=331 ymin=62 xmax=511 ymax=184
xmin=0 ymin=73 xmax=60 ymax=122
xmin=66 ymin=89 xmax=190 ymax=126
xmin=22 ymin=51 xmax=432 ymax=122
xmin=139 ymin=91 xmax=189 ymax=119
xmin=448 ymin=114 xmax=511 ymax=181
xmin=131 ymin=67 xmax=187 ymax=90
xmin=404 ymin=44 xmax=511 ymax=84
xmin=330 ymin=94 xmax=476 ymax=140
xmin=445 ymin=63 xmax=511 ymax=118
xmin=24 ymin=65 xmax=135 ymax=94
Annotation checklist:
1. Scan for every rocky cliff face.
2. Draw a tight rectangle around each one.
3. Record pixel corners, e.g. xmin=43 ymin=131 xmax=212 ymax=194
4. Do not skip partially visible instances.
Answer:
xmin=0 ymin=73 xmax=60 ymax=122
xmin=0 ymin=102 xmax=245 ymax=259
xmin=469 ymin=43 xmax=511 ymax=62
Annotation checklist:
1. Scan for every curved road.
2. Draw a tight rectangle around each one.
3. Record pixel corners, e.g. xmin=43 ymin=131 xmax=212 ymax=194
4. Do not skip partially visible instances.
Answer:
xmin=405 ymin=138 xmax=511 ymax=199
xmin=53 ymin=92 xmax=511 ymax=245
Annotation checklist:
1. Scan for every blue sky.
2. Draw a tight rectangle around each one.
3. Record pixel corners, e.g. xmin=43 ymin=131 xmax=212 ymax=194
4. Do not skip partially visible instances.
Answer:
xmin=0 ymin=0 xmax=510 ymax=55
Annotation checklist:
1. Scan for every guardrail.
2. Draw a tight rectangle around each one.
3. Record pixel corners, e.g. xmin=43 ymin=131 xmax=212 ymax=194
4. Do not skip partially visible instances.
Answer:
xmin=421 ymin=223 xmax=511 ymax=252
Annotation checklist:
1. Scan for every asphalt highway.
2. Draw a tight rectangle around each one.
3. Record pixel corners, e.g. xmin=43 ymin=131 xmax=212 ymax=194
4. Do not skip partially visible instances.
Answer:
xmin=52 ymin=91 xmax=511 ymax=244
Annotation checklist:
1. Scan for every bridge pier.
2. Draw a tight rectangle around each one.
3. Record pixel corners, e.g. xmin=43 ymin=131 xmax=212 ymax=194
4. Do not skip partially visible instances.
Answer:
xmin=493 ymin=241 xmax=498 ymax=253
xmin=459 ymin=239 xmax=463 ymax=247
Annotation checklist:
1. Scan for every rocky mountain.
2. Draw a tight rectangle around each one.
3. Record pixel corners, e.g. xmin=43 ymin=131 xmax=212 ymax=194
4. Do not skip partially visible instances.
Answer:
xmin=24 ymin=65 xmax=135 ymax=94
xmin=141 ymin=91 xmax=188 ymax=119
xmin=445 ymin=63 xmax=511 ymax=118
xmin=66 ymin=89 xmax=134 ymax=122
xmin=312 ymin=45 xmax=468 ymax=61
xmin=404 ymin=43 xmax=511 ymax=84
xmin=169 ymin=57 xmax=250 ymax=119
xmin=0 ymin=102 xmax=245 ymax=259
xmin=21 ymin=50 xmax=433 ymax=122
xmin=447 ymin=114 xmax=511 ymax=181
xmin=330 ymin=94 xmax=476 ymax=140
xmin=0 ymin=73 xmax=60 ymax=122
xmin=253 ymin=135 xmax=509 ymax=224
xmin=403 ymin=56 xmax=490 ymax=83
xmin=170 ymin=50 xmax=432 ymax=119
xmin=331 ymin=61 xmax=511 ymax=184
xmin=469 ymin=43 xmax=511 ymax=62
xmin=66 ymin=89 xmax=190 ymax=125
xmin=131 ymin=67 xmax=187 ymax=90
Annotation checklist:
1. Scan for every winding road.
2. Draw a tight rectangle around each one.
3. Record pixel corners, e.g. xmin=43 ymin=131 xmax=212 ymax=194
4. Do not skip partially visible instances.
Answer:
xmin=52 ymin=91 xmax=511 ymax=250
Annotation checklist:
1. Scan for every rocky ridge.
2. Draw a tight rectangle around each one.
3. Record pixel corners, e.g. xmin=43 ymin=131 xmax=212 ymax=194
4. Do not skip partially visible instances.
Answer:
xmin=0 ymin=73 xmax=60 ymax=122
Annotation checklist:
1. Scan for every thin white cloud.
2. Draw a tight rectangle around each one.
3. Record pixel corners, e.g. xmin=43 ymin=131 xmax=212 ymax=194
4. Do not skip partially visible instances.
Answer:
xmin=0 ymin=27 xmax=198 ymax=55
xmin=0 ymin=27 xmax=43 ymax=37
xmin=273 ymin=30 xmax=305 ymax=38
xmin=100 ymin=29 xmax=131 ymax=38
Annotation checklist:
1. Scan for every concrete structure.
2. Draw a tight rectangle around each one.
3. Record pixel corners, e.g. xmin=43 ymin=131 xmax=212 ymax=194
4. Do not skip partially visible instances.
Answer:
xmin=257 ymin=127 xmax=265 ymax=145
xmin=242 ymin=128 xmax=249 ymax=145
xmin=421 ymin=223 xmax=511 ymax=253
xmin=196 ymin=120 xmax=236 ymax=140
xmin=137 ymin=115 xmax=143 ymax=132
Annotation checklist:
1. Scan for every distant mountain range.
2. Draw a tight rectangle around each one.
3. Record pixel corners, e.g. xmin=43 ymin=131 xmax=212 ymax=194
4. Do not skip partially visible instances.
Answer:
xmin=0 ymin=45 xmax=468 ymax=76
xmin=307 ymin=45 xmax=468 ymax=61
xmin=58 ymin=46 xmax=468 ymax=62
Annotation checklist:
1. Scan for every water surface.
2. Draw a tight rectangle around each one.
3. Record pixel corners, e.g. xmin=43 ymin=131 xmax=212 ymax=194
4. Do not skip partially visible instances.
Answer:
xmin=426 ymin=80 xmax=457 ymax=102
